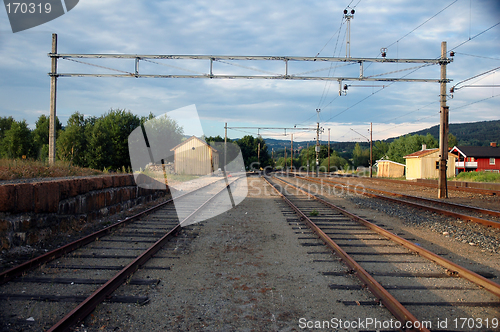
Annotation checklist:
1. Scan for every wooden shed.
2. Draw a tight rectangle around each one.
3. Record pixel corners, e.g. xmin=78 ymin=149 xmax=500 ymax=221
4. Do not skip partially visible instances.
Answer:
xmin=170 ymin=136 xmax=219 ymax=175
xmin=404 ymin=148 xmax=456 ymax=180
xmin=376 ymin=160 xmax=405 ymax=178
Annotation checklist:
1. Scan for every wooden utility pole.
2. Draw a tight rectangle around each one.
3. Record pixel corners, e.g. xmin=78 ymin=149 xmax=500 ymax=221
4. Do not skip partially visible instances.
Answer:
xmin=307 ymin=143 xmax=310 ymax=173
xmin=257 ymin=142 xmax=260 ymax=166
xmin=224 ymin=122 xmax=227 ymax=171
xmin=291 ymin=134 xmax=293 ymax=170
xmin=328 ymin=128 xmax=331 ymax=174
xmin=49 ymin=33 xmax=58 ymax=165
xmin=438 ymin=42 xmax=449 ymax=199
xmin=315 ymin=109 xmax=321 ymax=177
xmin=284 ymin=146 xmax=287 ymax=170
xmin=370 ymin=122 xmax=373 ymax=178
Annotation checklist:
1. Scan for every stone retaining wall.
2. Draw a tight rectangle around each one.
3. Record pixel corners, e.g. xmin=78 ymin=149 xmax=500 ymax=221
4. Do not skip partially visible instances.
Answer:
xmin=0 ymin=174 xmax=167 ymax=250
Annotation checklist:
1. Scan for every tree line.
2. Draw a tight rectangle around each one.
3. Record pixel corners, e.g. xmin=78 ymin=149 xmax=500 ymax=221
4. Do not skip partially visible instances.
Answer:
xmin=0 ymin=109 xmax=459 ymax=173
xmin=0 ymin=109 xmax=157 ymax=171
xmin=268 ymin=132 xmax=458 ymax=172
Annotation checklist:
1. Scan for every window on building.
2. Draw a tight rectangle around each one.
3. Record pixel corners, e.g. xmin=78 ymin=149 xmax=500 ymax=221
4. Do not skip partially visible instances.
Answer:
xmin=435 ymin=161 xmax=439 ymax=170
xmin=490 ymin=158 xmax=496 ymax=165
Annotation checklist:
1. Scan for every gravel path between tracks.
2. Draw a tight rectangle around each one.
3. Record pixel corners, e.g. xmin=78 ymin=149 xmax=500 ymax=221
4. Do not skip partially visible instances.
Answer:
xmin=77 ymin=176 xmax=395 ymax=331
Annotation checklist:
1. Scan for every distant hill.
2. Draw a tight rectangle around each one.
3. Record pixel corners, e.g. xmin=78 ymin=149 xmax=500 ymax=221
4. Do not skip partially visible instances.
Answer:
xmin=262 ymin=120 xmax=500 ymax=159
xmin=407 ymin=119 xmax=500 ymax=146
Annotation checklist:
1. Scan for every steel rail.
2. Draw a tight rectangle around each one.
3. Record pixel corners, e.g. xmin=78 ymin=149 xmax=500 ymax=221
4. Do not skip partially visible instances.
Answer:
xmin=285 ymin=171 xmax=500 ymax=196
xmin=263 ymin=176 xmax=426 ymax=332
xmin=336 ymin=174 xmax=500 ymax=196
xmin=273 ymin=175 xmax=500 ymax=299
xmin=47 ymin=177 xmax=240 ymax=332
xmin=0 ymin=178 xmax=225 ymax=285
xmin=297 ymin=175 xmax=500 ymax=229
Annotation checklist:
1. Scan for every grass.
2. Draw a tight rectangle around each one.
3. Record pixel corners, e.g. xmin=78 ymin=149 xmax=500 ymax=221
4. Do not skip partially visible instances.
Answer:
xmin=0 ymin=159 xmax=102 ymax=180
xmin=451 ymin=171 xmax=500 ymax=183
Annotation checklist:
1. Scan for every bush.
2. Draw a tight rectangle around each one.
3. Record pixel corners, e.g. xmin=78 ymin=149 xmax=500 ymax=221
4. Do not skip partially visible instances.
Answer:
xmin=452 ymin=171 xmax=500 ymax=183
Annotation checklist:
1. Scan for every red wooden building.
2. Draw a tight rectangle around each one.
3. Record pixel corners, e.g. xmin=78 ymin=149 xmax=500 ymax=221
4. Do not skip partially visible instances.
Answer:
xmin=450 ymin=143 xmax=500 ymax=173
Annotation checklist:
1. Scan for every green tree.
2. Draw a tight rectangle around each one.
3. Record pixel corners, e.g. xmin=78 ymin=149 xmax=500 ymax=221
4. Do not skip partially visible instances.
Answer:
xmin=387 ymin=133 xmax=437 ymax=164
xmin=448 ymin=133 xmax=458 ymax=148
xmin=373 ymin=141 xmax=389 ymax=161
xmin=32 ymin=114 xmax=62 ymax=161
xmin=236 ymin=135 xmax=271 ymax=169
xmin=86 ymin=119 xmax=113 ymax=170
xmin=142 ymin=112 xmax=184 ymax=165
xmin=320 ymin=151 xmax=348 ymax=172
xmin=0 ymin=116 xmax=15 ymax=141
xmin=56 ymin=112 xmax=87 ymax=165
xmin=101 ymin=109 xmax=143 ymax=169
xmin=352 ymin=142 xmax=370 ymax=168
xmin=1 ymin=120 xmax=33 ymax=159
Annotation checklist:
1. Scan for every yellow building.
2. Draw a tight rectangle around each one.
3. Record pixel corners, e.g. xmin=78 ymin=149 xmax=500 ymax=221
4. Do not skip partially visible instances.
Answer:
xmin=404 ymin=148 xmax=456 ymax=180
xmin=170 ymin=136 xmax=219 ymax=175
xmin=376 ymin=160 xmax=405 ymax=178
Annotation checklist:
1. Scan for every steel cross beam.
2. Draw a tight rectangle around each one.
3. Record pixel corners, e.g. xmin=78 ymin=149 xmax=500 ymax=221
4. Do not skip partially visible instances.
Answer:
xmin=50 ymin=53 xmax=451 ymax=83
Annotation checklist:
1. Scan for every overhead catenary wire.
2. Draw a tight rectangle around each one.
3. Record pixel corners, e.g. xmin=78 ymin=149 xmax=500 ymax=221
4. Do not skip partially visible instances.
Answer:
xmin=63 ymin=58 xmax=133 ymax=75
xmin=384 ymin=0 xmax=459 ymax=50
xmin=450 ymin=21 xmax=500 ymax=52
xmin=451 ymin=92 xmax=500 ymax=110
xmin=318 ymin=1 xmax=459 ymax=128
xmin=453 ymin=52 xmax=500 ymax=61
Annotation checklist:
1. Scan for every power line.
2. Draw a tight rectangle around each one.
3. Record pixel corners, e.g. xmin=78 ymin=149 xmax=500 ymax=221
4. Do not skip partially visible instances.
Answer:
xmin=322 ymin=60 xmax=433 ymax=123
xmin=376 ymin=112 xmax=440 ymax=134
xmin=451 ymin=93 xmax=500 ymax=110
xmin=383 ymin=101 xmax=438 ymax=123
xmin=453 ymin=52 xmax=500 ymax=61
xmin=385 ymin=0 xmax=459 ymax=50
xmin=450 ymin=21 xmax=500 ymax=52
xmin=317 ymin=17 xmax=347 ymax=108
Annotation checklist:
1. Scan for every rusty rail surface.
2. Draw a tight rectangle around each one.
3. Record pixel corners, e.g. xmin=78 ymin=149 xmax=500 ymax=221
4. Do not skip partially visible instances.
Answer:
xmin=263 ymin=176 xmax=427 ymax=332
xmin=272 ymin=175 xmax=500 ymax=299
xmin=295 ymin=174 xmax=500 ymax=229
xmin=47 ymin=177 xmax=241 ymax=332
xmin=284 ymin=171 xmax=500 ymax=196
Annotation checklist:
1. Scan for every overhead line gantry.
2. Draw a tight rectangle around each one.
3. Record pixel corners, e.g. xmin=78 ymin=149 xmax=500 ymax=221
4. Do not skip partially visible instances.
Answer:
xmin=48 ymin=34 xmax=453 ymax=198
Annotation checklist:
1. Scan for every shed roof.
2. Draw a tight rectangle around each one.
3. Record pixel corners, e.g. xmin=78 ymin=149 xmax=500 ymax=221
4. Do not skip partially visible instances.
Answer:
xmin=376 ymin=159 xmax=406 ymax=167
xmin=403 ymin=148 xmax=438 ymax=159
xmin=450 ymin=146 xmax=500 ymax=158
xmin=170 ymin=136 xmax=219 ymax=152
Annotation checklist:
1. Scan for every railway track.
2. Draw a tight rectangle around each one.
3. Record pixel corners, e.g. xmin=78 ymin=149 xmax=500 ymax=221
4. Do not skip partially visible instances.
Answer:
xmin=264 ymin=175 xmax=500 ymax=331
xmin=289 ymin=173 xmax=500 ymax=230
xmin=323 ymin=172 xmax=500 ymax=196
xmin=0 ymin=176 xmax=240 ymax=332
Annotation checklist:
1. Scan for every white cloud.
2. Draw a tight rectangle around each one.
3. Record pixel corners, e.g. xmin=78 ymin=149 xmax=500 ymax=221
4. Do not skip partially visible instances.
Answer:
xmin=0 ymin=0 xmax=498 ymax=140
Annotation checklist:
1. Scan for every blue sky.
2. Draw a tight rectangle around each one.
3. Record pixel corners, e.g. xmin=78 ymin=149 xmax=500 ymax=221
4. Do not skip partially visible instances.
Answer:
xmin=1 ymin=0 xmax=499 ymax=142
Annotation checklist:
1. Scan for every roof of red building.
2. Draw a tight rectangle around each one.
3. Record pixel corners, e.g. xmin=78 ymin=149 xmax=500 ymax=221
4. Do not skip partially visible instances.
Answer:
xmin=451 ymin=146 xmax=500 ymax=158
